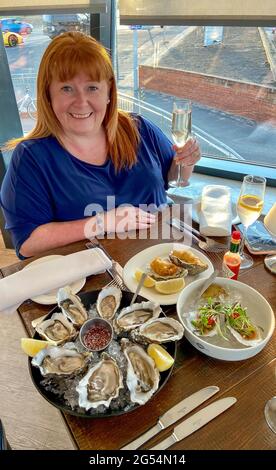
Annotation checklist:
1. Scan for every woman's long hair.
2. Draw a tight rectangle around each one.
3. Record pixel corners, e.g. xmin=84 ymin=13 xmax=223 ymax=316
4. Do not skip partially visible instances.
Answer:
xmin=8 ymin=32 xmax=139 ymax=170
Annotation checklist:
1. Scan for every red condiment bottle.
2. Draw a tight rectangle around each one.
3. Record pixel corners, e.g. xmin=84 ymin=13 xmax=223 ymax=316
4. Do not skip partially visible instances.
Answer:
xmin=222 ymin=231 xmax=241 ymax=280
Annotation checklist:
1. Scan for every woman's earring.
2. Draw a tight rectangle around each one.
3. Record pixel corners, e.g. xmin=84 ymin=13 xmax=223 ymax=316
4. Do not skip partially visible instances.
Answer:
xmin=107 ymin=99 xmax=110 ymax=104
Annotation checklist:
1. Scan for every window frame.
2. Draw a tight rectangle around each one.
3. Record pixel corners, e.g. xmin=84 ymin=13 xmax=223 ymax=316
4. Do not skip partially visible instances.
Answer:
xmin=118 ymin=15 xmax=276 ymax=187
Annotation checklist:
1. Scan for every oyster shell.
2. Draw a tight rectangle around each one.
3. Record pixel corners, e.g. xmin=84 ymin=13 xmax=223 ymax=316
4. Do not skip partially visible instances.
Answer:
xmin=227 ymin=322 xmax=262 ymax=347
xmin=201 ymin=284 xmax=228 ymax=301
xmin=169 ymin=250 xmax=208 ymax=276
xmin=57 ymin=286 xmax=88 ymax=327
xmin=121 ymin=339 xmax=159 ymax=405
xmin=186 ymin=311 xmax=218 ymax=337
xmin=115 ymin=301 xmax=161 ymax=333
xmin=131 ymin=317 xmax=184 ymax=344
xmin=35 ymin=312 xmax=77 ymax=346
xmin=32 ymin=345 xmax=91 ymax=376
xmin=149 ymin=257 xmax=187 ymax=280
xmin=96 ymin=286 xmax=122 ymax=321
xmin=76 ymin=353 xmax=123 ymax=410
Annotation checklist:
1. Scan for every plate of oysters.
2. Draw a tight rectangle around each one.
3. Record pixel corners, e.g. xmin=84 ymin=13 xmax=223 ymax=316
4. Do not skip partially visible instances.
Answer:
xmin=123 ymin=243 xmax=214 ymax=306
xmin=29 ymin=285 xmax=184 ymax=418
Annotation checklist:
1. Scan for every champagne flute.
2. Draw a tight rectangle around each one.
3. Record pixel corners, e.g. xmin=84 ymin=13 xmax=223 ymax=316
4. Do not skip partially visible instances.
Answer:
xmin=264 ymin=396 xmax=276 ymax=434
xmin=236 ymin=175 xmax=266 ymax=269
xmin=169 ymin=98 xmax=192 ymax=188
xmin=264 ymin=366 xmax=276 ymax=434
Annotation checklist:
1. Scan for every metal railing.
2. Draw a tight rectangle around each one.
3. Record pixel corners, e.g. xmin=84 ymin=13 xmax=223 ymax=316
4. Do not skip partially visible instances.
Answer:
xmin=118 ymin=91 xmax=243 ymax=160
xmin=10 ymin=73 xmax=242 ymax=160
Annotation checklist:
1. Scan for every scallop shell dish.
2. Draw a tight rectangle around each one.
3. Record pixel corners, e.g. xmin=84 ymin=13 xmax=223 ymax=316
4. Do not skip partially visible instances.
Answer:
xmin=31 ymin=286 xmax=184 ymax=415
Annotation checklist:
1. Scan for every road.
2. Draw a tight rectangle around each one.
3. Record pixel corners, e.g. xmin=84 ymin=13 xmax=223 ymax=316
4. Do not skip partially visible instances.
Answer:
xmin=143 ymin=90 xmax=276 ymax=165
xmin=5 ymin=27 xmax=276 ymax=166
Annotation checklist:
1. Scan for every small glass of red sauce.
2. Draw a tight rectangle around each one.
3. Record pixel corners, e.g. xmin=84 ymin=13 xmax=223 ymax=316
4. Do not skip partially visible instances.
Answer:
xmin=80 ymin=318 xmax=113 ymax=352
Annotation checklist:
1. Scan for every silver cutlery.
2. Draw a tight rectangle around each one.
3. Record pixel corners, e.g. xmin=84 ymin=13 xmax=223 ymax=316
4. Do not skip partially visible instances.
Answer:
xmin=130 ymin=272 xmax=147 ymax=306
xmin=121 ymin=385 xmax=219 ymax=450
xmin=169 ymin=218 xmax=228 ymax=253
xmin=150 ymin=397 xmax=237 ymax=450
xmin=86 ymin=240 xmax=129 ymax=291
xmin=180 ymin=219 xmax=229 ymax=249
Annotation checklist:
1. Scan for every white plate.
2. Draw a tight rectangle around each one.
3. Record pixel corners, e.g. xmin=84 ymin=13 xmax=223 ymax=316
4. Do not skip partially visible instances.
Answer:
xmin=192 ymin=200 xmax=240 ymax=225
xmin=23 ymin=255 xmax=86 ymax=305
xmin=123 ymin=243 xmax=214 ymax=306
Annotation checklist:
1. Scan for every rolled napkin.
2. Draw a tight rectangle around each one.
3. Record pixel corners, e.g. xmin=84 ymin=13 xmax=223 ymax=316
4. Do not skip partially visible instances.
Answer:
xmin=264 ymin=202 xmax=276 ymax=237
xmin=199 ymin=185 xmax=232 ymax=236
xmin=0 ymin=248 xmax=112 ymax=314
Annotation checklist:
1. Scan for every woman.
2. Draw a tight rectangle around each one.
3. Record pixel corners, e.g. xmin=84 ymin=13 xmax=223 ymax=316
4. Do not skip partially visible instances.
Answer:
xmin=1 ymin=32 xmax=200 ymax=259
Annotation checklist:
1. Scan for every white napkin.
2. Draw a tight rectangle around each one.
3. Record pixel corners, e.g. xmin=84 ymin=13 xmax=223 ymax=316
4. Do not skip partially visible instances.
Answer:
xmin=264 ymin=202 xmax=276 ymax=237
xmin=199 ymin=185 xmax=232 ymax=237
xmin=0 ymin=248 xmax=112 ymax=314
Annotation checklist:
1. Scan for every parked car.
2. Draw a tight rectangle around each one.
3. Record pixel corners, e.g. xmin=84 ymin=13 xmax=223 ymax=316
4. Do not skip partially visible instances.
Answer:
xmin=2 ymin=31 xmax=24 ymax=47
xmin=0 ymin=18 xmax=33 ymax=35
xmin=42 ymin=14 xmax=89 ymax=39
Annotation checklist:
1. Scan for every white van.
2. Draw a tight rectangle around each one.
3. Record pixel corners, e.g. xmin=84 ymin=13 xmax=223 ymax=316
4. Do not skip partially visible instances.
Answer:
xmin=42 ymin=14 xmax=89 ymax=39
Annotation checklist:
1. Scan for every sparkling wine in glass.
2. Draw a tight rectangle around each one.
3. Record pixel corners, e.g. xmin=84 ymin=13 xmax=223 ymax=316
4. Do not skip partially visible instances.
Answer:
xmin=169 ymin=99 xmax=192 ymax=188
xmin=236 ymin=175 xmax=266 ymax=269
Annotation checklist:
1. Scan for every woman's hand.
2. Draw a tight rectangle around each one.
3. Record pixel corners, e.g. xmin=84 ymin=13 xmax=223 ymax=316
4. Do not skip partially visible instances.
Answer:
xmin=168 ymin=136 xmax=201 ymax=184
xmin=104 ymin=207 xmax=156 ymax=233
xmin=173 ymin=135 xmax=201 ymax=167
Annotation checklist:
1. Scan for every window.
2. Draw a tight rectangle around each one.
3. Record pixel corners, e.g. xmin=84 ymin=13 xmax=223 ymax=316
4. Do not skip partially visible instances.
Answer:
xmin=1 ymin=1 xmax=276 ymax=185
xmin=116 ymin=0 xmax=276 ymax=184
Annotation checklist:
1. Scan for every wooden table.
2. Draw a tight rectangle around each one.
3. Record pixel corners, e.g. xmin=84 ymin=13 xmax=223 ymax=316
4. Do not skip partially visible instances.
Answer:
xmin=1 ymin=214 xmax=276 ymax=450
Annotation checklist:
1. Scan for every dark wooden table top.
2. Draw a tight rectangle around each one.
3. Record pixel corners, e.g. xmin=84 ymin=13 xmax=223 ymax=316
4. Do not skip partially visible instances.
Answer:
xmin=1 ymin=211 xmax=276 ymax=450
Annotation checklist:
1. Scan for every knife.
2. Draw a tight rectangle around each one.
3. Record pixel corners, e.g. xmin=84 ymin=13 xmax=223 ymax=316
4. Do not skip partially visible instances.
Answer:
xmin=150 ymin=397 xmax=237 ymax=450
xmin=120 ymin=385 xmax=219 ymax=450
xmin=85 ymin=240 xmax=124 ymax=281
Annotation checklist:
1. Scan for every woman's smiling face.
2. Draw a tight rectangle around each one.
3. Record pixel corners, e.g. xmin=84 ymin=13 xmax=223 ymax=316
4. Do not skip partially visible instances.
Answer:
xmin=49 ymin=72 xmax=110 ymax=137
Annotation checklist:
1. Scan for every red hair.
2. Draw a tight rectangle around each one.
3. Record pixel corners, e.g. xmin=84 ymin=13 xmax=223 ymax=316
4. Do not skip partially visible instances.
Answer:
xmin=8 ymin=32 xmax=139 ymax=170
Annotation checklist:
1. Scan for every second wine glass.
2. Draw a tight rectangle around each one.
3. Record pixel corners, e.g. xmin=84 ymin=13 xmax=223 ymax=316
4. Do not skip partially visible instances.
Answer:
xmin=236 ymin=175 xmax=266 ymax=269
xmin=169 ymin=98 xmax=192 ymax=188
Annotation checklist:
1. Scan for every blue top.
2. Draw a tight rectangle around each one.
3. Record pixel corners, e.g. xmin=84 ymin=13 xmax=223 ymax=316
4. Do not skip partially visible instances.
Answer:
xmin=1 ymin=115 xmax=174 ymax=257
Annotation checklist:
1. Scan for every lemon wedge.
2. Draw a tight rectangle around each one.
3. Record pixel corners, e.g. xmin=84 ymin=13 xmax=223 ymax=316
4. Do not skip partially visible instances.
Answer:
xmin=155 ymin=277 xmax=185 ymax=294
xmin=21 ymin=338 xmax=49 ymax=357
xmin=134 ymin=269 xmax=155 ymax=288
xmin=147 ymin=344 xmax=174 ymax=371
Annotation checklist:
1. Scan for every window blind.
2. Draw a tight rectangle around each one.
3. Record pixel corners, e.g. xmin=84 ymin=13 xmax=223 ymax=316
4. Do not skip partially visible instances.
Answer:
xmin=119 ymin=0 xmax=276 ymax=25
xmin=0 ymin=0 xmax=107 ymax=15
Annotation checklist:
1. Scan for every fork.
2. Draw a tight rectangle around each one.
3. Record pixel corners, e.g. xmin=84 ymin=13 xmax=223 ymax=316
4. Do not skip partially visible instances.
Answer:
xmin=170 ymin=218 xmax=229 ymax=253
xmin=86 ymin=240 xmax=129 ymax=291
xmin=177 ymin=219 xmax=229 ymax=251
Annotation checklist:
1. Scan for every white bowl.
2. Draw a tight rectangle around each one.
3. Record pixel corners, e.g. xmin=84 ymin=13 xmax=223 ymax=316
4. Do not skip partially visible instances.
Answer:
xmin=177 ymin=277 xmax=275 ymax=361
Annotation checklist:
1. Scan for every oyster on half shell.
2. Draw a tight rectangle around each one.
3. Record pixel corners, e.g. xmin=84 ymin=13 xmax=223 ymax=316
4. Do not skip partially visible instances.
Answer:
xmin=76 ymin=353 xmax=123 ymax=410
xmin=121 ymin=339 xmax=160 ymax=405
xmin=227 ymin=324 xmax=262 ymax=347
xmin=35 ymin=312 xmax=77 ymax=346
xmin=31 ymin=345 xmax=91 ymax=376
xmin=148 ymin=257 xmax=187 ymax=281
xmin=169 ymin=249 xmax=208 ymax=276
xmin=96 ymin=286 xmax=122 ymax=321
xmin=57 ymin=286 xmax=88 ymax=327
xmin=115 ymin=301 xmax=161 ymax=333
xmin=131 ymin=317 xmax=184 ymax=344
xmin=186 ymin=311 xmax=218 ymax=337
